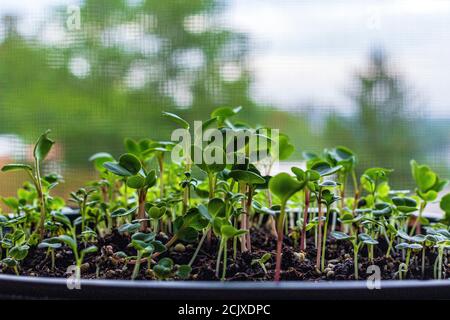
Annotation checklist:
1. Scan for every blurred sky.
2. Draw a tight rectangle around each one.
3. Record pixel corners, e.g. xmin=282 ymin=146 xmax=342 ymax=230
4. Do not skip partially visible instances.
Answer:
xmin=1 ymin=0 xmax=450 ymax=117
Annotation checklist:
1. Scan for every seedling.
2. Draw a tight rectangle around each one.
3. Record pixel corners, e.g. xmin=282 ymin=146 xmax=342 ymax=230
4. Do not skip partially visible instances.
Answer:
xmin=103 ymin=153 xmax=157 ymax=231
xmin=291 ymin=166 xmax=320 ymax=252
xmin=394 ymin=230 xmax=427 ymax=279
xmin=229 ymin=167 xmax=265 ymax=252
xmin=1 ymin=109 xmax=450 ymax=284
xmin=129 ymin=232 xmax=166 ymax=280
xmin=37 ymin=241 xmax=61 ymax=271
xmin=1 ymin=130 xmax=55 ymax=240
xmin=251 ymin=253 xmax=271 ymax=274
xmin=44 ymin=234 xmax=97 ymax=279
xmin=269 ymin=173 xmax=305 ymax=281
xmin=331 ymin=230 xmax=377 ymax=279
xmin=410 ymin=160 xmax=448 ymax=234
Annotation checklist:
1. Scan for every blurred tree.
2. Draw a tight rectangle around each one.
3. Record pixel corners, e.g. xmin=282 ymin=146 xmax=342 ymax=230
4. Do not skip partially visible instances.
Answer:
xmin=0 ymin=0 xmax=257 ymax=164
xmin=325 ymin=49 xmax=421 ymax=183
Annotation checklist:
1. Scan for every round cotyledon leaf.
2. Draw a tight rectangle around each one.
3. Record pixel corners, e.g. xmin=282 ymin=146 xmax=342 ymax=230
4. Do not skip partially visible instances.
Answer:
xmin=269 ymin=173 xmax=305 ymax=204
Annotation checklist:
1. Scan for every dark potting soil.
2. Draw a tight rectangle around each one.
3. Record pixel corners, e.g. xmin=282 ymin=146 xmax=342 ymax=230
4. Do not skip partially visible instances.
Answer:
xmin=1 ymin=228 xmax=448 ymax=281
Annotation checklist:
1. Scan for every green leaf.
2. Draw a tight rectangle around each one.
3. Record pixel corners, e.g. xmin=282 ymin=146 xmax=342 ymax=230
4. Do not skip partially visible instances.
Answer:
xmin=418 ymin=190 xmax=438 ymax=202
xmin=177 ymin=265 xmax=192 ymax=279
xmin=410 ymin=160 xmax=448 ymax=198
xmin=331 ymin=231 xmax=353 ymax=241
xmin=274 ymin=134 xmax=294 ymax=160
xmin=9 ymin=245 xmax=30 ymax=261
xmin=131 ymin=232 xmax=156 ymax=243
xmin=2 ymin=197 xmax=19 ymax=210
xmin=310 ymin=161 xmax=342 ymax=177
xmin=392 ymin=196 xmax=418 ymax=213
xmin=410 ymin=160 xmax=435 ymax=192
xmin=127 ymin=175 xmax=146 ymax=189
xmin=319 ymin=180 xmax=339 ymax=187
xmin=111 ymin=207 xmax=137 ymax=218
xmin=162 ymin=112 xmax=190 ymax=129
xmin=177 ymin=227 xmax=198 ymax=242
xmin=145 ymin=170 xmax=157 ymax=188
xmin=89 ymin=152 xmax=114 ymax=163
xmin=211 ymin=106 xmax=242 ymax=119
xmin=291 ymin=167 xmax=305 ymax=181
xmin=208 ymin=198 xmax=226 ymax=217
xmin=55 ymin=235 xmax=77 ymax=252
xmin=50 ymin=211 xmax=72 ymax=228
xmin=0 ymin=215 xmax=8 ymax=224
xmin=33 ymin=130 xmax=54 ymax=162
xmin=326 ymin=146 xmax=356 ymax=171
xmin=196 ymin=145 xmax=226 ymax=174
xmin=302 ymin=151 xmax=319 ymax=160
xmin=38 ymin=241 xmax=62 ymax=249
xmin=221 ymin=224 xmax=247 ymax=239
xmin=440 ymin=193 xmax=450 ymax=213
xmin=198 ymin=204 xmax=212 ymax=222
xmin=396 ymin=243 xmax=423 ymax=250
xmin=269 ymin=173 xmax=304 ymax=204
xmin=81 ymin=245 xmax=98 ymax=255
xmin=118 ymin=222 xmax=140 ymax=234
xmin=395 ymin=242 xmax=409 ymax=250
xmin=89 ymin=152 xmax=115 ymax=172
xmin=124 ymin=138 xmax=141 ymax=156
xmin=149 ymin=206 xmax=166 ymax=219
xmin=372 ymin=203 xmax=392 ymax=217
xmin=152 ymin=241 xmax=166 ymax=253
xmin=1 ymin=164 xmax=33 ymax=173
xmin=154 ymin=257 xmax=174 ymax=279
xmin=103 ymin=162 xmax=133 ymax=176
xmin=397 ymin=230 xmax=414 ymax=242
xmin=119 ymin=154 xmax=142 ymax=175
xmin=358 ymin=233 xmax=378 ymax=245
xmin=131 ymin=239 xmax=151 ymax=251
xmin=1 ymin=258 xmax=18 ymax=267
xmin=229 ymin=170 xmax=265 ymax=185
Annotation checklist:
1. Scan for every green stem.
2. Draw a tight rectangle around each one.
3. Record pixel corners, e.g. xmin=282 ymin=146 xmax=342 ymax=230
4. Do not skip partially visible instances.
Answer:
xmin=215 ymin=238 xmax=224 ymax=278
xmin=438 ymin=247 xmax=444 ymax=280
xmin=301 ymin=188 xmax=310 ymax=252
xmin=274 ymin=202 xmax=286 ymax=282
xmin=386 ymin=235 xmax=394 ymax=258
xmin=353 ymin=243 xmax=359 ymax=280
xmin=132 ymin=251 xmax=143 ymax=280
xmin=405 ymin=249 xmax=411 ymax=276
xmin=410 ymin=201 xmax=426 ymax=236
xmin=320 ymin=207 xmax=330 ymax=272
xmin=51 ymin=249 xmax=55 ymax=271
xmin=158 ymin=156 xmax=164 ymax=199
xmin=34 ymin=159 xmax=46 ymax=241
xmin=189 ymin=227 xmax=209 ymax=266
xmin=221 ymin=239 xmax=228 ymax=281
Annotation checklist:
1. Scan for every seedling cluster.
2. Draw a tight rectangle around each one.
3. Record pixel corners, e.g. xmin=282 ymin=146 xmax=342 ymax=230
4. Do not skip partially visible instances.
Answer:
xmin=1 ymin=107 xmax=450 ymax=281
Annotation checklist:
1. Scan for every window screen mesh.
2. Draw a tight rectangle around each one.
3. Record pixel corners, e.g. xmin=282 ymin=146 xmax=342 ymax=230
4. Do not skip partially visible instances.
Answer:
xmin=0 ymin=0 xmax=449 ymax=209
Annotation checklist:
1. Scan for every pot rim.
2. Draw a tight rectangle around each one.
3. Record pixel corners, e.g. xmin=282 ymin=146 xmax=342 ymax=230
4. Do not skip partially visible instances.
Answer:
xmin=0 ymin=273 xmax=449 ymax=289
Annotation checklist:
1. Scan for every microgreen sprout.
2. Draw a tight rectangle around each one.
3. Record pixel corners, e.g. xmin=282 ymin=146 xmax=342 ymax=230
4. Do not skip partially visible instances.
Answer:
xmin=1 ymin=130 xmax=55 ymax=240
xmin=251 ymin=253 xmax=271 ymax=274
xmin=1 ymin=108 xmax=450 ymax=284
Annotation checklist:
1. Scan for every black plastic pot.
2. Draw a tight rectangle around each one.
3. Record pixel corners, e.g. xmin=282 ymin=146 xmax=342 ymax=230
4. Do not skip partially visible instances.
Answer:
xmin=1 ymin=210 xmax=448 ymax=299
xmin=0 ymin=274 xmax=449 ymax=299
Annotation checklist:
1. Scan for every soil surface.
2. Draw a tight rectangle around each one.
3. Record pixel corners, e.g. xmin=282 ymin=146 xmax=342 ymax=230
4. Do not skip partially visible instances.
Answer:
xmin=1 ymin=228 xmax=448 ymax=281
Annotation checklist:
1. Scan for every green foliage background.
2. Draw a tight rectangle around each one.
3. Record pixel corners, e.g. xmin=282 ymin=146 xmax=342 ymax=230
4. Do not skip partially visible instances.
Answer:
xmin=0 ymin=0 xmax=447 ymax=197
